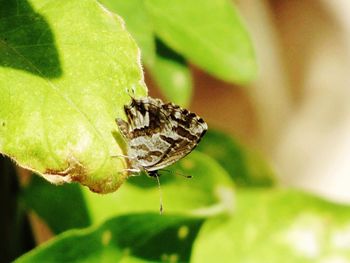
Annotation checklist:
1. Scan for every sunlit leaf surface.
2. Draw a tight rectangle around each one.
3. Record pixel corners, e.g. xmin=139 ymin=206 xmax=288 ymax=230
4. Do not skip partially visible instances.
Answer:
xmin=0 ymin=0 xmax=147 ymax=193
xmin=98 ymin=0 xmax=155 ymax=65
xmin=98 ymin=1 xmax=193 ymax=106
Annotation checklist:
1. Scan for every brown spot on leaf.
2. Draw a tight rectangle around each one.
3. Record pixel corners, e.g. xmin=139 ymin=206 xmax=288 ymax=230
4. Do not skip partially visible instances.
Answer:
xmin=87 ymin=174 xmax=125 ymax=194
xmin=44 ymin=156 xmax=127 ymax=194
xmin=43 ymin=157 xmax=86 ymax=185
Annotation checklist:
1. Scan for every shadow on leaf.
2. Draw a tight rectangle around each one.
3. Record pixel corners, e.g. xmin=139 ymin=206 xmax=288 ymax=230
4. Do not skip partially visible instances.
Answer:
xmin=0 ymin=0 xmax=62 ymax=78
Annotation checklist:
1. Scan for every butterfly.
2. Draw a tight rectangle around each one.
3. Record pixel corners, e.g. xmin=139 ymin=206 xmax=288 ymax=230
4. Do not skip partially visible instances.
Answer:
xmin=116 ymin=96 xmax=208 ymax=178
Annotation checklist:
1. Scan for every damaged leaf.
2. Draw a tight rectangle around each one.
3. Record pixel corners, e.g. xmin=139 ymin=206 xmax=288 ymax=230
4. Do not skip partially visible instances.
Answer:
xmin=0 ymin=0 xmax=147 ymax=193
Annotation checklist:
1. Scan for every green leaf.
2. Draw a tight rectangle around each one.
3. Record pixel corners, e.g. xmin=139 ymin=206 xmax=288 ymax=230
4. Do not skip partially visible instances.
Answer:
xmin=83 ymin=151 xmax=235 ymax=224
xmin=192 ymin=190 xmax=350 ymax=262
xmin=97 ymin=1 xmax=192 ymax=106
xmin=149 ymin=39 xmax=193 ymax=107
xmin=98 ymin=0 xmax=155 ymax=65
xmin=21 ymin=175 xmax=91 ymax=234
xmin=15 ymin=213 xmax=205 ymax=263
xmin=196 ymin=130 xmax=275 ymax=187
xmin=0 ymin=0 xmax=147 ymax=193
xmin=144 ymin=0 xmax=257 ymax=84
xmin=0 ymin=0 xmax=61 ymax=78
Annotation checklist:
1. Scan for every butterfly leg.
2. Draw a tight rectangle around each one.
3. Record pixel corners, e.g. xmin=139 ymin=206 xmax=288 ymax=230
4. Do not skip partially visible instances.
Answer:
xmin=124 ymin=168 xmax=141 ymax=173
xmin=117 ymin=167 xmax=141 ymax=175
xmin=111 ymin=153 xmax=135 ymax=159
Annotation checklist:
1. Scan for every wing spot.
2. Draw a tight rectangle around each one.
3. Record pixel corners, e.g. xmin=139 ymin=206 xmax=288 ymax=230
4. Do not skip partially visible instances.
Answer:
xmin=175 ymin=126 xmax=197 ymax=141
xmin=138 ymin=154 xmax=153 ymax=162
xmin=131 ymin=144 xmax=150 ymax=151
xmin=149 ymin=150 xmax=163 ymax=157
xmin=198 ymin=118 xmax=205 ymax=124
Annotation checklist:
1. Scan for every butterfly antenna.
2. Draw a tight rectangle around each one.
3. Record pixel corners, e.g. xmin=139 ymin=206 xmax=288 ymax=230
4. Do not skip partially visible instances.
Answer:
xmin=126 ymin=86 xmax=136 ymax=99
xmin=161 ymin=169 xmax=192 ymax=179
xmin=155 ymin=174 xmax=164 ymax=214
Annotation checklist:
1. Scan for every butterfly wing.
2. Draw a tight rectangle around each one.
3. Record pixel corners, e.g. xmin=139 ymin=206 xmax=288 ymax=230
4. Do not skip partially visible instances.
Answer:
xmin=144 ymin=102 xmax=208 ymax=171
xmin=116 ymin=97 xmax=207 ymax=171
xmin=116 ymin=97 xmax=172 ymax=168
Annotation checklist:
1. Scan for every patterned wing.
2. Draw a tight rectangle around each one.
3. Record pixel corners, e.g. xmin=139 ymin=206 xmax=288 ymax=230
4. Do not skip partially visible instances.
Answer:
xmin=144 ymin=102 xmax=208 ymax=171
xmin=116 ymin=97 xmax=169 ymax=138
xmin=129 ymin=97 xmax=170 ymax=132
xmin=116 ymin=97 xmax=172 ymax=169
xmin=116 ymin=97 xmax=207 ymax=172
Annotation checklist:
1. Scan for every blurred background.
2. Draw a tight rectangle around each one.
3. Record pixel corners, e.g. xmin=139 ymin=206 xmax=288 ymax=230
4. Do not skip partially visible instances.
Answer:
xmin=3 ymin=0 xmax=350 ymax=262
xmin=160 ymin=0 xmax=350 ymax=204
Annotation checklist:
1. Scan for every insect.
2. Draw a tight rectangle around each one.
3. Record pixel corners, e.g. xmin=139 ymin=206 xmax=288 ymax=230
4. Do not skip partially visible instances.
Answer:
xmin=116 ymin=96 xmax=208 ymax=178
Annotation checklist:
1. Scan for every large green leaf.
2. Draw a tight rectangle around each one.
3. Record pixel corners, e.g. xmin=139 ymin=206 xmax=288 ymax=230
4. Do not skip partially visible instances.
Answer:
xmin=144 ymin=0 xmax=257 ymax=84
xmin=196 ymin=130 xmax=275 ymax=187
xmin=0 ymin=0 xmax=147 ymax=193
xmin=98 ymin=0 xmax=155 ymax=65
xmin=83 ymin=151 xmax=235 ymax=224
xmin=98 ymin=1 xmax=192 ymax=106
xmin=15 ymin=213 xmax=205 ymax=263
xmin=192 ymin=190 xmax=350 ymax=262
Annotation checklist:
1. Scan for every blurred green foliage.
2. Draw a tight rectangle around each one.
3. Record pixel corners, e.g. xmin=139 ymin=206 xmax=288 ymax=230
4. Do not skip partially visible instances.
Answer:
xmin=20 ymin=176 xmax=91 ymax=234
xmin=16 ymin=147 xmax=350 ymax=262
xmin=1 ymin=0 xmax=350 ymax=263
xmin=196 ymin=130 xmax=275 ymax=187
xmin=99 ymin=0 xmax=257 ymax=106
xmin=16 ymin=214 xmax=205 ymax=263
